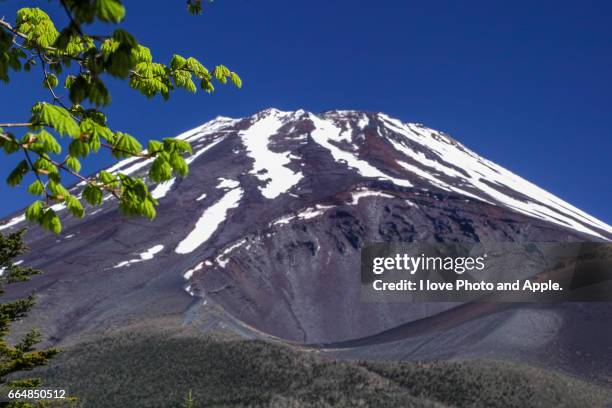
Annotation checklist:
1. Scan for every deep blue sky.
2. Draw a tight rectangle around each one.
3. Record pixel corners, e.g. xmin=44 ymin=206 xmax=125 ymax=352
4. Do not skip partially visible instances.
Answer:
xmin=1 ymin=0 xmax=611 ymax=223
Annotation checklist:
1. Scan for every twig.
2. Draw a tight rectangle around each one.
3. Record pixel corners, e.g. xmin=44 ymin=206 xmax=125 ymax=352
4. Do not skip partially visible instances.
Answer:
xmin=39 ymin=55 xmax=70 ymax=110
xmin=22 ymin=146 xmax=50 ymax=205
xmin=0 ymin=122 xmax=33 ymax=128
xmin=100 ymin=142 xmax=151 ymax=159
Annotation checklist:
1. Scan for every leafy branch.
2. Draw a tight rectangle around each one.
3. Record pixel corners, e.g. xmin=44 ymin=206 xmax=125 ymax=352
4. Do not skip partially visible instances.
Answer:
xmin=0 ymin=0 xmax=241 ymax=233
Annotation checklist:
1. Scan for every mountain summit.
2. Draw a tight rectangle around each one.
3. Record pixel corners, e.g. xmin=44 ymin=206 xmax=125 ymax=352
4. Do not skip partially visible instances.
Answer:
xmin=3 ymin=109 xmax=611 ymax=380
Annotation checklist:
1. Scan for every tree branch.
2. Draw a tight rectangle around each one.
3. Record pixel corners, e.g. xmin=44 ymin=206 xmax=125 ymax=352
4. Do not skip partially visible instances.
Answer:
xmin=39 ymin=55 xmax=70 ymax=110
xmin=0 ymin=123 xmax=33 ymax=128
xmin=99 ymin=142 xmax=151 ymax=159
xmin=37 ymin=153 xmax=121 ymax=200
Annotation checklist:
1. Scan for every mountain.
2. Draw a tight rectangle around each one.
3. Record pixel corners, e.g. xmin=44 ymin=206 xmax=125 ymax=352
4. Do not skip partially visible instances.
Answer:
xmin=3 ymin=109 xmax=611 ymax=383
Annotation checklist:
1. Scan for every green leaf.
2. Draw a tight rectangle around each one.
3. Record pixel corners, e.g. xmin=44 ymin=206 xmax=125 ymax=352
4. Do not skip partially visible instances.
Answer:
xmin=31 ymin=130 xmax=61 ymax=154
xmin=43 ymin=73 xmax=59 ymax=89
xmin=68 ymin=75 xmax=88 ymax=105
xmin=96 ymin=0 xmax=126 ymax=23
xmin=7 ymin=160 xmax=29 ymax=186
xmin=129 ymin=61 xmax=171 ymax=98
xmin=132 ymin=45 xmax=152 ymax=64
xmin=147 ymin=140 xmax=163 ymax=154
xmin=66 ymin=195 xmax=85 ymax=218
xmin=169 ymin=152 xmax=188 ymax=177
xmin=99 ymin=170 xmax=117 ymax=186
xmin=25 ymin=200 xmax=44 ymax=221
xmin=68 ymin=139 xmax=90 ymax=158
xmin=174 ymin=139 xmax=193 ymax=154
xmin=213 ymin=66 xmax=225 ymax=81
xmin=88 ymin=77 xmax=111 ymax=106
xmin=111 ymin=29 xmax=137 ymax=48
xmin=101 ymin=32 xmax=138 ymax=78
xmin=170 ymin=54 xmax=186 ymax=70
xmin=112 ymin=132 xmax=142 ymax=158
xmin=27 ymin=180 xmax=45 ymax=196
xmin=230 ymin=72 xmax=242 ymax=88
xmin=185 ymin=57 xmax=208 ymax=77
xmin=1 ymin=134 xmax=21 ymax=154
xmin=32 ymin=103 xmax=80 ymax=138
xmin=66 ymin=156 xmax=82 ymax=172
xmin=16 ymin=8 xmax=60 ymax=48
xmin=48 ymin=180 xmax=69 ymax=198
xmin=41 ymin=208 xmax=61 ymax=234
xmin=200 ymin=78 xmax=214 ymax=93
xmin=83 ymin=184 xmax=103 ymax=206
xmin=187 ymin=0 xmax=203 ymax=15
xmin=33 ymin=156 xmax=59 ymax=176
xmin=140 ymin=199 xmax=157 ymax=219
xmin=90 ymin=134 xmax=101 ymax=152
xmin=149 ymin=156 xmax=172 ymax=182
xmin=80 ymin=117 xmax=113 ymax=144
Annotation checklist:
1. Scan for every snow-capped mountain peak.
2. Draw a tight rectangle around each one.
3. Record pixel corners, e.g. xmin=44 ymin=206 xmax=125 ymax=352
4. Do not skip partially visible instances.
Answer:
xmin=2 ymin=109 xmax=610 ymax=241
xmin=3 ymin=108 xmax=611 ymax=348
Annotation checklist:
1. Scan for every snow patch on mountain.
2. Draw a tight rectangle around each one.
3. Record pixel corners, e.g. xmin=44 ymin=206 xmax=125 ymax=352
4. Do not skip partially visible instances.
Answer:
xmin=309 ymin=114 xmax=413 ymax=188
xmin=240 ymin=111 xmax=303 ymax=199
xmin=175 ymin=116 xmax=238 ymax=142
xmin=350 ymin=188 xmax=394 ymax=205
xmin=215 ymin=238 xmax=248 ymax=268
xmin=272 ymin=204 xmax=334 ymax=226
xmin=297 ymin=205 xmax=335 ymax=220
xmin=151 ymin=179 xmax=176 ymax=199
xmin=217 ymin=178 xmax=240 ymax=189
xmin=186 ymin=136 xmax=226 ymax=165
xmin=175 ymin=187 xmax=244 ymax=254
xmin=0 ymin=214 xmax=26 ymax=231
xmin=183 ymin=261 xmax=204 ymax=280
xmin=113 ymin=244 xmax=164 ymax=269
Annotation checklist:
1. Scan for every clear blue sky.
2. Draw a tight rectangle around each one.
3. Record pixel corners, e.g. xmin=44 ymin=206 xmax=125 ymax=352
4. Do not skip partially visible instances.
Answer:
xmin=1 ymin=0 xmax=611 ymax=224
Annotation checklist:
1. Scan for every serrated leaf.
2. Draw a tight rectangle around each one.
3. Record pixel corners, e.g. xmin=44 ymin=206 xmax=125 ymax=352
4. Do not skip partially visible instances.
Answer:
xmin=41 ymin=208 xmax=61 ymax=233
xmin=213 ymin=66 xmax=224 ymax=81
xmin=68 ymin=139 xmax=90 ymax=157
xmin=230 ymin=72 xmax=242 ymax=88
xmin=27 ymin=180 xmax=45 ymax=196
xmin=174 ymin=139 xmax=193 ymax=154
xmin=48 ymin=180 xmax=69 ymax=198
xmin=169 ymin=152 xmax=188 ymax=177
xmin=1 ymin=135 xmax=21 ymax=154
xmin=83 ymin=184 xmax=103 ymax=205
xmin=113 ymin=132 xmax=142 ymax=158
xmin=32 ymin=103 xmax=80 ymax=138
xmin=25 ymin=200 xmax=44 ymax=221
xmin=32 ymin=130 xmax=61 ymax=154
xmin=99 ymin=170 xmax=116 ymax=185
xmin=148 ymin=140 xmax=163 ymax=154
xmin=66 ymin=195 xmax=85 ymax=218
xmin=43 ymin=73 xmax=58 ymax=89
xmin=7 ymin=160 xmax=29 ymax=186
xmin=66 ymin=156 xmax=81 ymax=172
xmin=170 ymin=54 xmax=186 ymax=70
xmin=149 ymin=156 xmax=172 ymax=182
xmin=96 ymin=0 xmax=126 ymax=23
